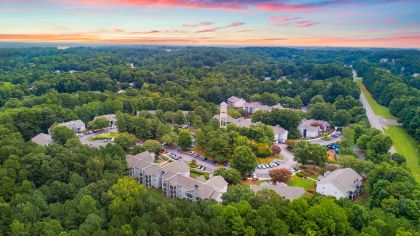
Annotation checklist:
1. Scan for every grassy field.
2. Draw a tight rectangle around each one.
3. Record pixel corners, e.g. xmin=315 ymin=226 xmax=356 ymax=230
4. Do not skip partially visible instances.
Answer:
xmin=355 ymin=79 xmax=396 ymax=119
xmin=88 ymin=132 xmax=120 ymax=141
xmin=287 ymin=175 xmax=316 ymax=190
xmin=384 ymin=125 xmax=420 ymax=182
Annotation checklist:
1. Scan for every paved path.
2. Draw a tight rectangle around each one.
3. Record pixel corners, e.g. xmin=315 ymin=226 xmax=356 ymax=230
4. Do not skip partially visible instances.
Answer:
xmin=353 ymin=69 xmax=398 ymax=154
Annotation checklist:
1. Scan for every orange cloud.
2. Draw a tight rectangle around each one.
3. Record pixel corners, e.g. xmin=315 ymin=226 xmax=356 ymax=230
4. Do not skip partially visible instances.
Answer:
xmin=1 ymin=32 xmax=419 ymax=48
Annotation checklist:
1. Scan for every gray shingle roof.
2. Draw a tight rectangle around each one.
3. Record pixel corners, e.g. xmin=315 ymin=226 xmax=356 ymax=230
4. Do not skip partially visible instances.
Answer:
xmin=318 ymin=168 xmax=363 ymax=193
xmin=31 ymin=133 xmax=53 ymax=146
xmin=205 ymin=176 xmax=228 ymax=191
xmin=250 ymin=182 xmax=304 ymax=200
xmin=272 ymin=125 xmax=287 ymax=135
xmin=126 ymin=151 xmax=155 ymax=169
xmin=59 ymin=119 xmax=85 ymax=129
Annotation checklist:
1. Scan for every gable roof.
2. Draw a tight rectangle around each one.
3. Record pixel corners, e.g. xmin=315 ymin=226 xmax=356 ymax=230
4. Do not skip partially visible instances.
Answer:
xmin=31 ymin=133 xmax=53 ymax=146
xmin=59 ymin=119 xmax=85 ymax=128
xmin=205 ymin=176 xmax=228 ymax=191
xmin=250 ymin=182 xmax=304 ymax=200
xmin=227 ymin=96 xmax=244 ymax=103
xmin=272 ymin=125 xmax=287 ymax=135
xmin=318 ymin=168 xmax=362 ymax=193
xmin=162 ymin=161 xmax=189 ymax=175
xmin=166 ymin=174 xmax=226 ymax=200
xmin=126 ymin=151 xmax=155 ymax=169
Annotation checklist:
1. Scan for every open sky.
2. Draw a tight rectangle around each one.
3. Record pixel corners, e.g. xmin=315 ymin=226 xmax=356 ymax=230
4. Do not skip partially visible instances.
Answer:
xmin=1 ymin=0 xmax=419 ymax=48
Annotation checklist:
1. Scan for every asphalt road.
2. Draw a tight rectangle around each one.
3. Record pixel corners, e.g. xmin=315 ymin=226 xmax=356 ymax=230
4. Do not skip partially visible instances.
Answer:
xmin=353 ymin=69 xmax=398 ymax=154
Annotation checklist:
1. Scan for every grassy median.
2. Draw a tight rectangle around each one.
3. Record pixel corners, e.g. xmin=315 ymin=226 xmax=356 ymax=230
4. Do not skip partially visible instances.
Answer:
xmin=355 ymin=79 xmax=396 ymax=119
xmin=384 ymin=125 xmax=420 ymax=183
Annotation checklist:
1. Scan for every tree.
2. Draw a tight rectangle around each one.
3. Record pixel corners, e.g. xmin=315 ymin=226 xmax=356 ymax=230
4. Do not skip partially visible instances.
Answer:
xmin=367 ymin=134 xmax=392 ymax=155
xmin=107 ymin=177 xmax=146 ymax=215
xmin=271 ymin=144 xmax=281 ymax=155
xmin=308 ymin=102 xmax=335 ymax=121
xmin=205 ymin=137 xmax=230 ymax=163
xmin=310 ymin=95 xmax=325 ymax=104
xmin=143 ymin=140 xmax=162 ymax=154
xmin=232 ymin=146 xmax=257 ymax=177
xmin=305 ymin=198 xmax=350 ymax=235
xmin=293 ymin=141 xmax=327 ymax=165
xmin=178 ymin=129 xmax=192 ymax=150
xmin=390 ymin=153 xmax=406 ymax=165
xmin=269 ymin=168 xmax=292 ymax=183
xmin=92 ymin=117 xmax=109 ymax=130
xmin=213 ymin=168 xmax=241 ymax=185
xmin=173 ymin=111 xmax=186 ymax=125
xmin=341 ymin=127 xmax=355 ymax=148
xmin=51 ymin=125 xmax=77 ymax=145
xmin=332 ymin=110 xmax=351 ymax=127
xmin=115 ymin=132 xmax=136 ymax=150
xmin=161 ymin=132 xmax=178 ymax=145
xmin=221 ymin=184 xmax=255 ymax=204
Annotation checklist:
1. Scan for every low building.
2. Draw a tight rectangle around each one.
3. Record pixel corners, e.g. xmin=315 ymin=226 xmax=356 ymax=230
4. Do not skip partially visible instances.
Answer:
xmin=213 ymin=114 xmax=253 ymax=128
xmin=250 ymin=182 xmax=304 ymax=201
xmin=316 ymin=168 xmax=362 ymax=200
xmin=300 ymin=125 xmax=320 ymax=138
xmin=272 ymin=125 xmax=288 ymax=143
xmin=227 ymin=96 xmax=246 ymax=108
xmin=31 ymin=133 xmax=53 ymax=146
xmin=94 ymin=114 xmax=117 ymax=128
xmin=299 ymin=119 xmax=329 ymax=138
xmin=51 ymin=120 xmax=86 ymax=133
xmin=127 ymin=151 xmax=228 ymax=202
xmin=243 ymin=101 xmax=272 ymax=114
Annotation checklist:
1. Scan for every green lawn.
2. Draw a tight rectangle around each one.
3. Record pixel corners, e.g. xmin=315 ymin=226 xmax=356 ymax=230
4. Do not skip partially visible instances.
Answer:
xmin=287 ymin=175 xmax=316 ymax=190
xmin=355 ymin=79 xmax=396 ymax=119
xmin=190 ymin=169 xmax=209 ymax=179
xmin=88 ymin=132 xmax=120 ymax=141
xmin=384 ymin=125 xmax=420 ymax=183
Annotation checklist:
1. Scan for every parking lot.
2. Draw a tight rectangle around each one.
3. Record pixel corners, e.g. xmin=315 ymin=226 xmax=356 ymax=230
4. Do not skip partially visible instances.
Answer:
xmin=166 ymin=144 xmax=298 ymax=179
xmin=78 ymin=128 xmax=117 ymax=148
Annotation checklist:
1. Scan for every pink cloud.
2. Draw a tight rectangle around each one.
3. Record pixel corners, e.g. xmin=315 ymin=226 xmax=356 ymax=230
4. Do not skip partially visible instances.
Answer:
xmin=270 ymin=16 xmax=316 ymax=28
xmin=182 ymin=22 xmax=214 ymax=28
xmin=384 ymin=18 xmax=397 ymax=23
xmin=257 ymin=3 xmax=316 ymax=12
xmin=195 ymin=22 xmax=245 ymax=33
xmin=296 ymin=21 xmax=317 ymax=28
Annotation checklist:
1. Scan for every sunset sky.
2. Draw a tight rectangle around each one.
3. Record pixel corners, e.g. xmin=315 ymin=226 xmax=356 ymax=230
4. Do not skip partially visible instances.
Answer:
xmin=1 ymin=0 xmax=419 ymax=48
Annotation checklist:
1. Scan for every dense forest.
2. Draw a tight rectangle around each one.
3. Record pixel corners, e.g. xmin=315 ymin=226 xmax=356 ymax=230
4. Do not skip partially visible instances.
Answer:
xmin=353 ymin=58 xmax=420 ymax=141
xmin=0 ymin=47 xmax=419 ymax=235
